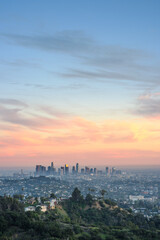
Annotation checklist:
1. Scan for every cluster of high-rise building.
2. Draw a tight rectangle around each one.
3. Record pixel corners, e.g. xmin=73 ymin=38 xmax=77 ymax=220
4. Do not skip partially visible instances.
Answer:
xmin=35 ymin=162 xmax=121 ymax=177
xmin=35 ymin=162 xmax=78 ymax=176
xmin=35 ymin=162 xmax=56 ymax=176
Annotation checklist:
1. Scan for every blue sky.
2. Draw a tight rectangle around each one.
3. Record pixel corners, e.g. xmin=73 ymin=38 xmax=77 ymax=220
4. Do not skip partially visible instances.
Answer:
xmin=0 ymin=0 xmax=160 ymax=119
xmin=1 ymin=0 xmax=160 ymax=48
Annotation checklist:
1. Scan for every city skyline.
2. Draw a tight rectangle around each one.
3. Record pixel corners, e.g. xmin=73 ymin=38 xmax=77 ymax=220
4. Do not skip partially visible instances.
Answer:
xmin=34 ymin=161 xmax=119 ymax=176
xmin=0 ymin=0 xmax=160 ymax=167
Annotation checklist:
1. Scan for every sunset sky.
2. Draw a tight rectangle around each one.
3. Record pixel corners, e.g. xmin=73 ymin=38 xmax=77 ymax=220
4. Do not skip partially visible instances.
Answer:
xmin=0 ymin=0 xmax=160 ymax=167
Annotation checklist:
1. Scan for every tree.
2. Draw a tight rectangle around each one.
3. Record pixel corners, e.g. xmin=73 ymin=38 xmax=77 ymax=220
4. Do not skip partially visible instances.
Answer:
xmin=71 ymin=188 xmax=84 ymax=203
xmin=100 ymin=190 xmax=107 ymax=200
xmin=85 ymin=194 xmax=93 ymax=207
xmin=13 ymin=194 xmax=24 ymax=200
xmin=36 ymin=206 xmax=41 ymax=213
xmin=50 ymin=193 xmax=56 ymax=199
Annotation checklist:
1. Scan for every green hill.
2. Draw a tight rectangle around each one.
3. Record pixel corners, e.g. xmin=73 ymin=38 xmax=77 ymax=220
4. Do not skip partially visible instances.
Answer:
xmin=0 ymin=188 xmax=160 ymax=240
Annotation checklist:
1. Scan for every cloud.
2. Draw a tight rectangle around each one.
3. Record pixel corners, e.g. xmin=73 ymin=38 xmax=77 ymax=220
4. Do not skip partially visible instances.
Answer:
xmin=60 ymin=68 xmax=138 ymax=82
xmin=0 ymin=31 xmax=93 ymax=54
xmin=45 ymin=117 xmax=137 ymax=146
xmin=0 ymin=59 xmax=40 ymax=69
xmin=47 ymin=133 xmax=135 ymax=146
xmin=0 ymin=137 xmax=29 ymax=148
xmin=0 ymin=98 xmax=28 ymax=107
xmin=39 ymin=105 xmax=72 ymax=118
xmin=0 ymin=104 xmax=69 ymax=130
xmin=138 ymin=92 xmax=160 ymax=100
xmin=24 ymin=83 xmax=53 ymax=90
xmin=103 ymin=133 xmax=135 ymax=143
xmin=1 ymin=30 xmax=159 ymax=85
xmin=47 ymin=135 xmax=86 ymax=145
xmin=0 ymin=104 xmax=34 ymax=127
xmin=132 ymin=92 xmax=160 ymax=116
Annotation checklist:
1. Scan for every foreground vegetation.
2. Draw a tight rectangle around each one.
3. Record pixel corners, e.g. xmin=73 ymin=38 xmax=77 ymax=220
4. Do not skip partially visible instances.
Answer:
xmin=0 ymin=188 xmax=160 ymax=239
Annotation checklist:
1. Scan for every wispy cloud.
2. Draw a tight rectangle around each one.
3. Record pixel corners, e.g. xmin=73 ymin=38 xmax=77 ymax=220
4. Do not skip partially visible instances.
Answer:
xmin=39 ymin=105 xmax=72 ymax=118
xmin=0 ymin=98 xmax=28 ymax=107
xmin=0 ymin=104 xmax=69 ymax=130
xmin=132 ymin=92 xmax=160 ymax=117
xmin=0 ymin=59 xmax=40 ymax=69
xmin=0 ymin=31 xmax=93 ymax=54
xmin=1 ymin=30 xmax=159 ymax=85
xmin=60 ymin=68 xmax=138 ymax=82
xmin=138 ymin=92 xmax=160 ymax=100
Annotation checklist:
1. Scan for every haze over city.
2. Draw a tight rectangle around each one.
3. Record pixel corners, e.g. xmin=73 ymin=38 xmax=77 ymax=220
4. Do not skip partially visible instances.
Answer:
xmin=0 ymin=0 xmax=160 ymax=167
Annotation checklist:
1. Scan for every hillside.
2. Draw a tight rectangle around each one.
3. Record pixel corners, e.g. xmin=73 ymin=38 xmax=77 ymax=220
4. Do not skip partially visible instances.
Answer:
xmin=0 ymin=188 xmax=160 ymax=240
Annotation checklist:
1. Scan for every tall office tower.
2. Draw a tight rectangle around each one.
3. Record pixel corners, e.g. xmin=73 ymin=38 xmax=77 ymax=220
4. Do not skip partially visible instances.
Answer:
xmin=51 ymin=162 xmax=54 ymax=169
xmin=50 ymin=162 xmax=56 ymax=175
xmin=90 ymin=168 xmax=93 ymax=174
xmin=65 ymin=164 xmax=69 ymax=175
xmin=48 ymin=166 xmax=51 ymax=174
xmin=106 ymin=167 xmax=109 ymax=175
xmin=94 ymin=168 xmax=97 ymax=174
xmin=36 ymin=165 xmax=46 ymax=176
xmin=85 ymin=166 xmax=90 ymax=174
xmin=81 ymin=168 xmax=84 ymax=174
xmin=76 ymin=163 xmax=79 ymax=173
xmin=36 ymin=165 xmax=41 ymax=175
xmin=41 ymin=166 xmax=46 ymax=176
xmin=60 ymin=167 xmax=64 ymax=175
xmin=72 ymin=166 xmax=76 ymax=174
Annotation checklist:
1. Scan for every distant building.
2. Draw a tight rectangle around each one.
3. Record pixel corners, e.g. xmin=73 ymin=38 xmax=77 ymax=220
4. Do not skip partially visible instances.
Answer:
xmin=81 ymin=168 xmax=84 ymax=174
xmin=72 ymin=166 xmax=76 ymax=174
xmin=85 ymin=166 xmax=90 ymax=174
xmin=41 ymin=205 xmax=48 ymax=212
xmin=36 ymin=165 xmax=41 ymax=174
xmin=60 ymin=167 xmax=64 ymax=175
xmin=50 ymin=199 xmax=57 ymax=209
xmin=129 ymin=195 xmax=144 ymax=202
xmin=106 ymin=167 xmax=109 ymax=175
xmin=90 ymin=168 xmax=93 ymax=174
xmin=36 ymin=165 xmax=46 ymax=176
xmin=48 ymin=166 xmax=51 ymax=174
xmin=65 ymin=164 xmax=69 ymax=175
xmin=76 ymin=163 xmax=79 ymax=173
xmin=50 ymin=162 xmax=56 ymax=174
xmin=25 ymin=206 xmax=35 ymax=212
xmin=51 ymin=162 xmax=54 ymax=168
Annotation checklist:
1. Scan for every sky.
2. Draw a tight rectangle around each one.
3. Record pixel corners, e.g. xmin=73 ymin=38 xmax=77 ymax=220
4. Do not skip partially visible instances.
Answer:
xmin=0 ymin=0 xmax=160 ymax=167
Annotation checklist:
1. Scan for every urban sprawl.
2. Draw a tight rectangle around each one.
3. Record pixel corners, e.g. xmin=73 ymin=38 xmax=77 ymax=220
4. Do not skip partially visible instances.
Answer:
xmin=0 ymin=163 xmax=159 ymax=219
